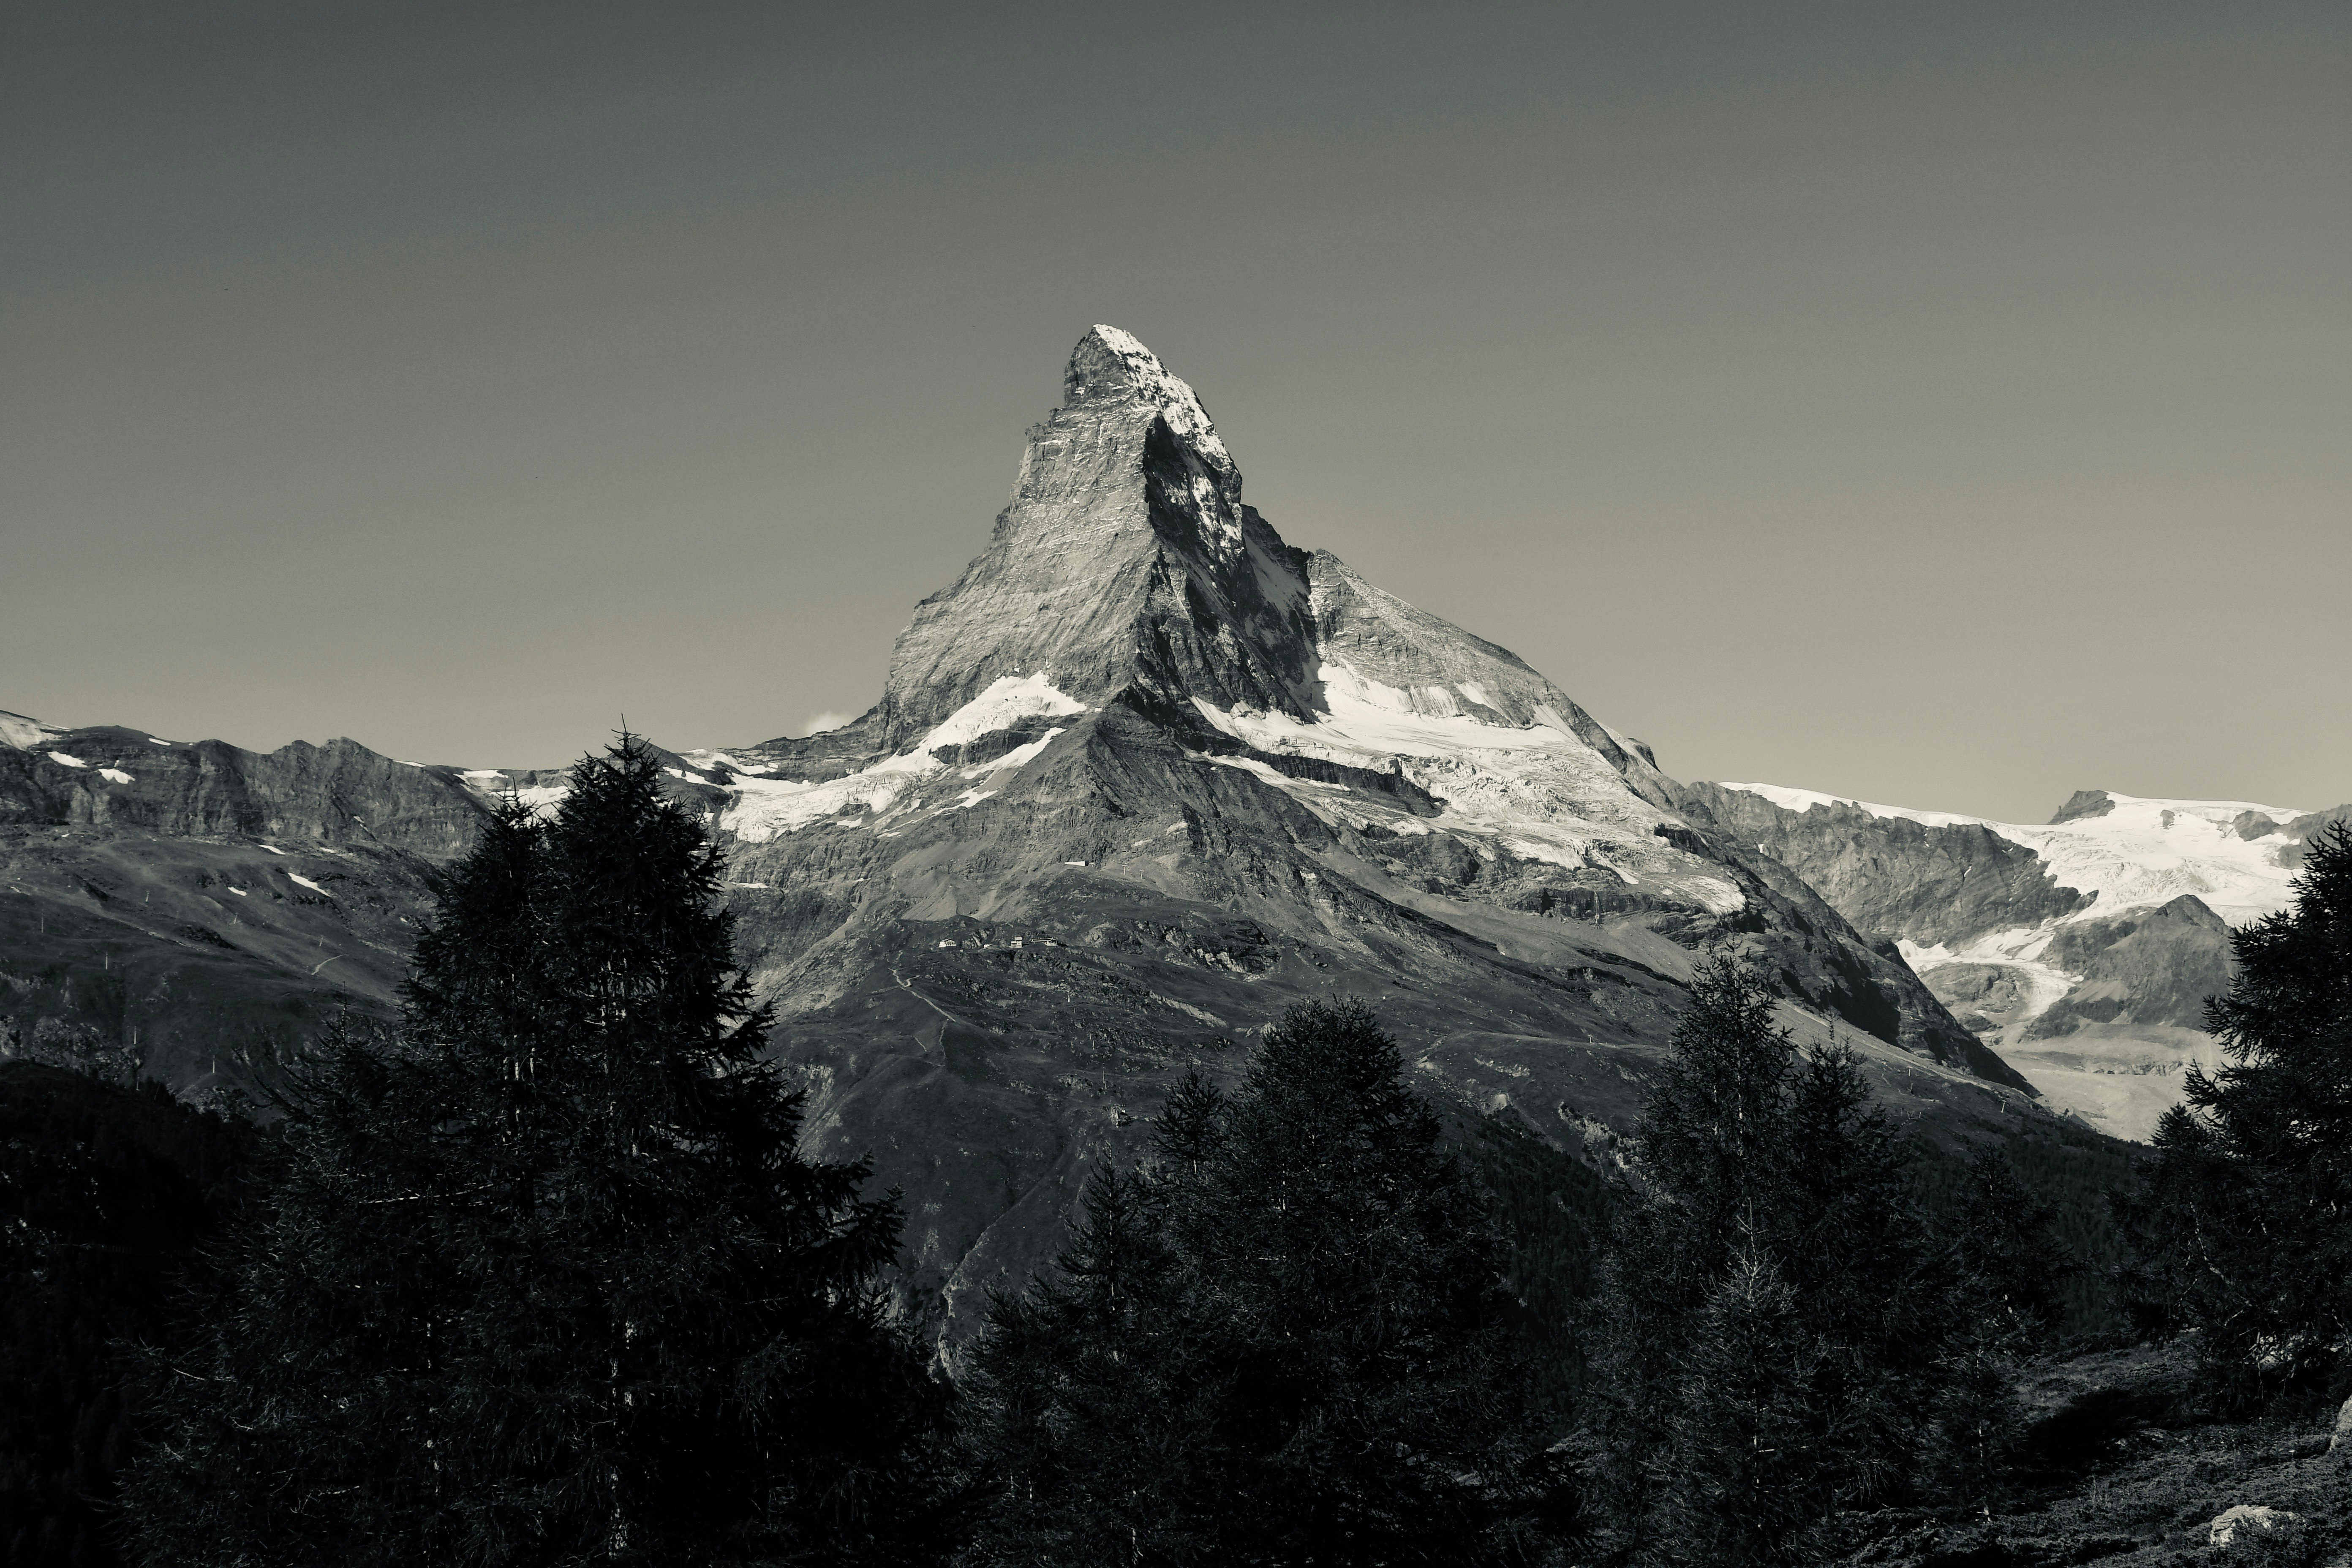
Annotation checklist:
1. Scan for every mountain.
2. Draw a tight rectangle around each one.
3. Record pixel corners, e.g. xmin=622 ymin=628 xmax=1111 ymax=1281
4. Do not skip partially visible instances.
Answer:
xmin=0 ymin=712 xmax=481 ymax=1092
xmin=1675 ymin=783 xmax=2352 ymax=1140
xmin=621 ymin=327 xmax=2057 ymax=1339
xmin=6 ymin=327 xmax=2071 ymax=1347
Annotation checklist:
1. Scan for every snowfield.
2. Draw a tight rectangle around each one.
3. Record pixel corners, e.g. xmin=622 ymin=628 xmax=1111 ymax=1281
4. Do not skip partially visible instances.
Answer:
xmin=1192 ymin=662 xmax=1744 ymax=912
xmin=1723 ymin=785 xmax=2307 ymax=927
xmin=720 ymin=674 xmax=1086 ymax=844
xmin=1731 ymin=783 xmax=2318 ymax=1139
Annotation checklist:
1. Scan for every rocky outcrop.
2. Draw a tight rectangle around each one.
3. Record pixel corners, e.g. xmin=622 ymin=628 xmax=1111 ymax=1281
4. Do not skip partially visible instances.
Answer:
xmin=2208 ymin=1504 xmax=2294 ymax=1547
xmin=1920 ymin=963 xmax=2043 ymax=1037
xmin=0 ymin=723 xmax=490 ymax=858
xmin=2025 ymin=894 xmax=2234 ymax=1039
xmin=2049 ymin=789 xmax=2119 ymax=824
xmin=1675 ymin=781 xmax=2089 ymax=946
xmin=2280 ymin=805 xmax=2352 ymax=868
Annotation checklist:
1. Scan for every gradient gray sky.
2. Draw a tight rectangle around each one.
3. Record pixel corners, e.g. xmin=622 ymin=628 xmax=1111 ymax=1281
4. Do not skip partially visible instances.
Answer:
xmin=6 ymin=1 xmax=2347 ymax=823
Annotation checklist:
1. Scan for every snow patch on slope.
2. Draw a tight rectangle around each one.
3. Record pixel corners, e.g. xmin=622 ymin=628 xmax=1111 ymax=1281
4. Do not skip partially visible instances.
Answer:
xmin=925 ymin=672 xmax=1086 ymax=748
xmin=1194 ymin=661 xmax=1595 ymax=765
xmin=680 ymin=750 xmax=776 ymax=776
xmin=514 ymin=784 xmax=568 ymax=819
xmin=1196 ymin=661 xmax=1743 ymax=914
xmin=1 ymin=711 xmax=61 ymax=751
xmin=722 ymin=675 xmax=1086 ymax=844
xmin=450 ymin=769 xmax=571 ymax=820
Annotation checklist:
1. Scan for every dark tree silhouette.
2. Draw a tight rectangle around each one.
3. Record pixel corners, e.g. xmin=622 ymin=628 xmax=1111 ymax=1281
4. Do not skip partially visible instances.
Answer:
xmin=2120 ymin=819 xmax=2352 ymax=1402
xmin=122 ymin=738 xmax=960 ymax=1567
xmin=0 ymin=1066 xmax=258 ymax=1568
xmin=1585 ymin=959 xmax=2042 ymax=1563
xmin=965 ymin=999 xmax=1577 ymax=1566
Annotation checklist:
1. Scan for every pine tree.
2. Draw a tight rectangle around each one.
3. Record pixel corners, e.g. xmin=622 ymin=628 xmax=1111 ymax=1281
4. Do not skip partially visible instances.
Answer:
xmin=2121 ymin=819 xmax=2352 ymax=1401
xmin=1774 ymin=1040 xmax=1946 ymax=1507
xmin=122 ymin=737 xmax=959 ymax=1566
xmin=1584 ymin=959 xmax=1802 ymax=1560
xmin=966 ymin=1000 xmax=1577 ymax=1566
xmin=1944 ymin=1149 xmax=2066 ymax=1339
xmin=959 ymin=1165 xmax=1206 ymax=1565
xmin=1924 ymin=1150 xmax=2067 ymax=1512
xmin=1657 ymin=1240 xmax=1820 ymax=1568
xmin=1584 ymin=961 xmax=1990 ymax=1559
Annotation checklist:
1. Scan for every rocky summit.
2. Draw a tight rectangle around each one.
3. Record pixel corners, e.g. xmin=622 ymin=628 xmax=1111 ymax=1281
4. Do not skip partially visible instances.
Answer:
xmin=6 ymin=327 xmax=2085 ymax=1347
xmin=625 ymin=327 xmax=2053 ymax=1339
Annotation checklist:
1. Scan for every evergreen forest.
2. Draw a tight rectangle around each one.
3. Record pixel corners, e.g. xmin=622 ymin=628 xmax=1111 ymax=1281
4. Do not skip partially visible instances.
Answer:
xmin=5 ymin=745 xmax=2350 ymax=1567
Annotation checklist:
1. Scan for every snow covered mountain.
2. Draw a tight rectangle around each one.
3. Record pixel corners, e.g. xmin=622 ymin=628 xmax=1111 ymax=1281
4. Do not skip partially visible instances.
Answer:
xmin=620 ymin=327 xmax=2071 ymax=1335
xmin=1677 ymin=783 xmax=2351 ymax=1139
xmin=7 ymin=327 xmax=2088 ymax=1344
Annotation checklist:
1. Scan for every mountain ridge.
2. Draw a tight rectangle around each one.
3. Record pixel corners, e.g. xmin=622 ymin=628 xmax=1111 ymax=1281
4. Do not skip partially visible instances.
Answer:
xmin=1677 ymin=780 xmax=2351 ymax=1138
xmin=7 ymin=326 xmax=2081 ymax=1346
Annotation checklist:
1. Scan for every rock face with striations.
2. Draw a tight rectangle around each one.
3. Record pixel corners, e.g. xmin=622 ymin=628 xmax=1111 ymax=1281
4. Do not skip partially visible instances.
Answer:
xmin=1676 ymin=781 xmax=2091 ymax=948
xmin=0 ymin=716 xmax=487 ymax=858
xmin=639 ymin=327 xmax=2047 ymax=1345
xmin=3 ymin=329 xmax=2061 ymax=1349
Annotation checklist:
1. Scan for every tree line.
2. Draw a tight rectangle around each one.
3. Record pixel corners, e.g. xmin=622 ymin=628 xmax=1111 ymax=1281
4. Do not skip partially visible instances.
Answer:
xmin=5 ymin=740 xmax=2346 ymax=1565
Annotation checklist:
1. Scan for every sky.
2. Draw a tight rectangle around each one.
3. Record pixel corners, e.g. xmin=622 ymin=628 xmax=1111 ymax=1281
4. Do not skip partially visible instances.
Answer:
xmin=5 ymin=1 xmax=2347 ymax=825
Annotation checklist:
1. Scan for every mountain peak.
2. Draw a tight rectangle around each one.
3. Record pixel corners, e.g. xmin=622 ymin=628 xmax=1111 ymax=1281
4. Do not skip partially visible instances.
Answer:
xmin=2048 ymin=789 xmax=2116 ymax=825
xmin=1064 ymin=325 xmax=1231 ymax=474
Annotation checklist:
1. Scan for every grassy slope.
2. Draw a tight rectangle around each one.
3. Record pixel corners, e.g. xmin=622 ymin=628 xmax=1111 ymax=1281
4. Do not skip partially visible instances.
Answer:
xmin=1824 ymin=1340 xmax=2352 ymax=1567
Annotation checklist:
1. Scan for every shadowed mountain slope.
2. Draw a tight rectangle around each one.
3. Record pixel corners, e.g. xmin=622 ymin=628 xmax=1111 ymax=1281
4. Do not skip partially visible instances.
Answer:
xmin=6 ymin=329 xmax=2065 ymax=1347
xmin=642 ymin=327 xmax=2047 ymax=1342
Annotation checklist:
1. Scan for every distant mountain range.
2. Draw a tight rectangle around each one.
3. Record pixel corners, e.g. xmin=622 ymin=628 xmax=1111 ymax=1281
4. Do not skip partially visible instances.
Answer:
xmin=9 ymin=325 xmax=2324 ymax=1338
xmin=1677 ymin=784 xmax=2350 ymax=1139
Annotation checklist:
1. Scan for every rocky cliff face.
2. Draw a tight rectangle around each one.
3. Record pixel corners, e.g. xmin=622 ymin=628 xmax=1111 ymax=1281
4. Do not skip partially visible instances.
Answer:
xmin=1676 ymin=782 xmax=2344 ymax=1140
xmin=875 ymin=327 xmax=1320 ymax=747
xmin=633 ymin=327 xmax=2051 ymax=1343
xmin=3 ymin=328 xmax=2065 ymax=1348
xmin=0 ymin=716 xmax=488 ymax=857
xmin=2028 ymin=894 xmax=2236 ymax=1041
xmin=1677 ymin=781 xmax=2091 ymax=946
xmin=0 ymin=713 xmax=547 ymax=1097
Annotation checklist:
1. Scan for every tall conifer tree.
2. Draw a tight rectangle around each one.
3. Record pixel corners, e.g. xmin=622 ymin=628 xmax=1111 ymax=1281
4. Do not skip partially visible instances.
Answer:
xmin=2121 ymin=819 xmax=2352 ymax=1399
xmin=1584 ymin=960 xmax=1998 ymax=1562
xmin=125 ymin=738 xmax=958 ymax=1567
xmin=965 ymin=1000 xmax=1576 ymax=1566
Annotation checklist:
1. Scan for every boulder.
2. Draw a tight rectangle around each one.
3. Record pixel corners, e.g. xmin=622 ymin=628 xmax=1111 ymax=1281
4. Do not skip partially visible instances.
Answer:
xmin=2332 ymin=1391 xmax=2352 ymax=1451
xmin=2209 ymin=1503 xmax=2293 ymax=1546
